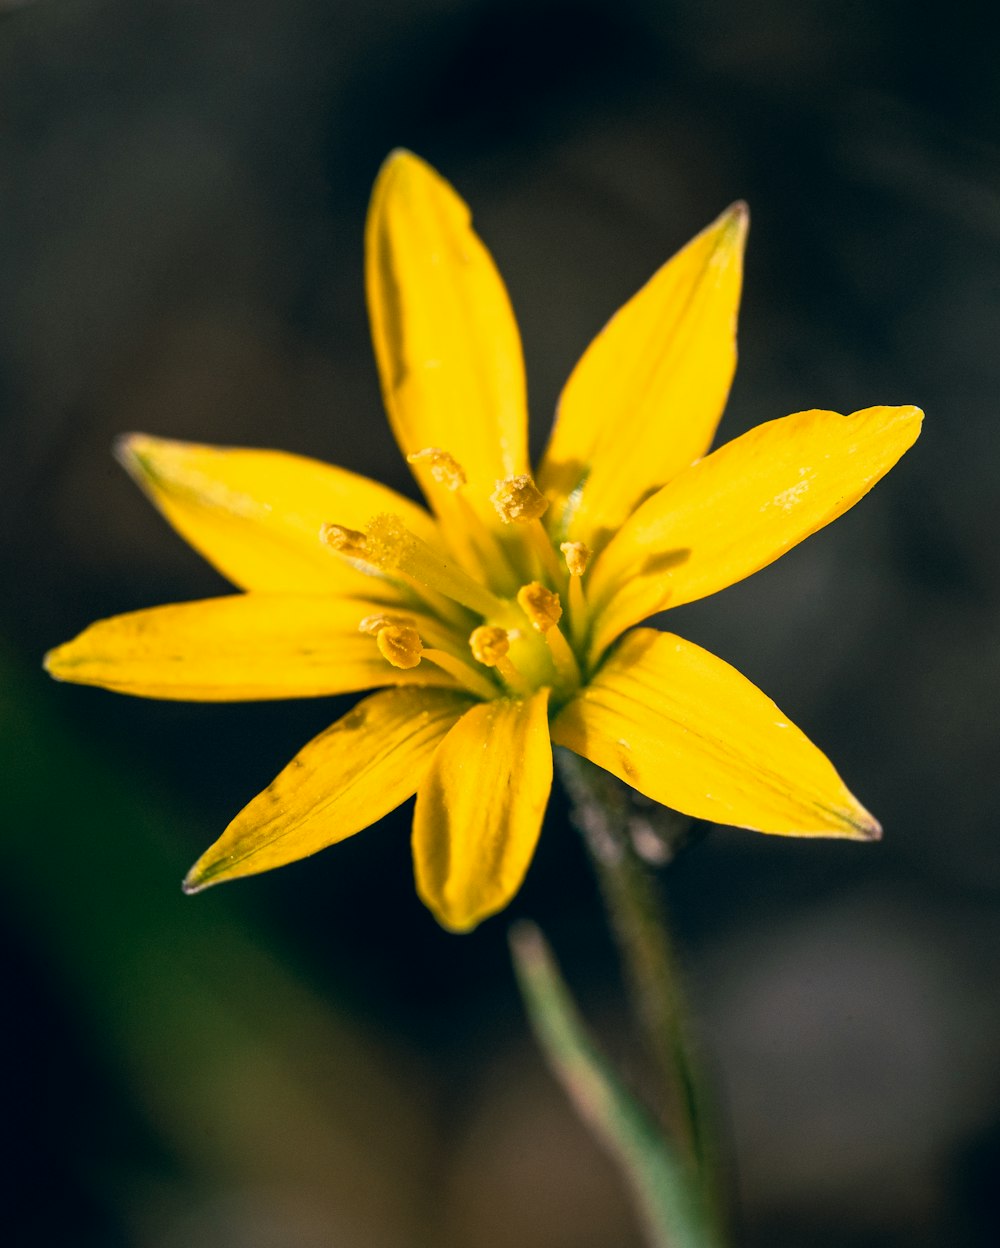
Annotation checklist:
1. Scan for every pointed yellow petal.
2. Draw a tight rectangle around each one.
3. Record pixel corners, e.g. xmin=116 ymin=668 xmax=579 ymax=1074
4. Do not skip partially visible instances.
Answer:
xmin=552 ymin=629 xmax=879 ymax=839
xmin=118 ymin=434 xmax=437 ymax=595
xmin=588 ymin=405 xmax=923 ymax=657
xmin=184 ymin=686 xmax=474 ymax=891
xmin=44 ymin=594 xmax=457 ymax=700
xmin=539 ymin=204 xmax=747 ymax=547
xmin=412 ymin=689 xmax=552 ymax=932
xmin=366 ymin=151 xmax=529 ymax=524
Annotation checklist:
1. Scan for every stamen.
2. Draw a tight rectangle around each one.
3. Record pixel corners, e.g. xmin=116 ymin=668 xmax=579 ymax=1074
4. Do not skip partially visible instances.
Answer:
xmin=407 ymin=447 xmax=467 ymax=491
xmin=366 ymin=513 xmax=505 ymax=619
xmin=560 ymin=541 xmax=591 ymax=577
xmin=320 ymin=523 xmax=369 ymax=557
xmin=491 ymin=474 xmax=549 ymax=525
xmin=469 ymin=625 xmax=511 ymax=666
xmin=406 ymin=448 xmax=512 ymax=587
xmin=530 ymin=520 xmax=565 ymax=584
xmin=517 ymin=582 xmax=580 ymax=689
xmin=421 ymin=649 xmax=497 ymax=700
xmin=560 ymin=541 xmax=591 ymax=647
xmin=543 ymin=621 xmax=582 ymax=690
xmin=323 ymin=521 xmax=464 ymax=624
xmin=468 ymin=625 xmax=529 ymax=693
xmin=517 ymin=582 xmax=563 ymax=632
xmin=376 ymin=624 xmax=423 ymax=669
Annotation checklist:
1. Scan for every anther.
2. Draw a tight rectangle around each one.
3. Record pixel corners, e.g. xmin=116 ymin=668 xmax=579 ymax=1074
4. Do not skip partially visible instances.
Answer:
xmin=376 ymin=624 xmax=423 ymax=669
xmin=560 ymin=541 xmax=592 ymax=578
xmin=320 ymin=523 xmax=368 ymax=556
xmin=517 ymin=582 xmax=563 ymax=632
xmin=469 ymin=625 xmax=510 ymax=667
xmin=468 ymin=625 xmax=528 ymax=693
xmin=407 ymin=447 xmax=467 ymax=491
xmin=491 ymin=474 xmax=549 ymax=525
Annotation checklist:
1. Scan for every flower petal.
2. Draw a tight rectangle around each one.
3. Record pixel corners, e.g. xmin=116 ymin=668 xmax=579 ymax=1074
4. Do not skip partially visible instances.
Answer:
xmin=118 ymin=434 xmax=437 ymax=595
xmin=587 ymin=405 xmax=923 ymax=658
xmin=365 ymin=151 xmax=529 ymax=523
xmin=184 ymin=686 xmax=474 ymax=891
xmin=539 ymin=204 xmax=747 ymax=548
xmin=412 ymin=689 xmax=552 ymax=931
xmin=44 ymin=594 xmax=456 ymax=700
xmin=552 ymin=629 xmax=879 ymax=839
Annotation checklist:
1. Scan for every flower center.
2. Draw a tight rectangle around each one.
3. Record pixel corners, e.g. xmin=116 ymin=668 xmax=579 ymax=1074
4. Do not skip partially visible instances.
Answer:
xmin=323 ymin=453 xmax=592 ymax=704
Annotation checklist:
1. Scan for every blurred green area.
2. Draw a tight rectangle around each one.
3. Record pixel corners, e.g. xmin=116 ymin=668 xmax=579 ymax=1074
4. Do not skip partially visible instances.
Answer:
xmin=3 ymin=0 xmax=1000 ymax=1244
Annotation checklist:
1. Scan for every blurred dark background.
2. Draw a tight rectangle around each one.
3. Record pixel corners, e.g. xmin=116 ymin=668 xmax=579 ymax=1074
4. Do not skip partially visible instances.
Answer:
xmin=2 ymin=0 xmax=999 ymax=1244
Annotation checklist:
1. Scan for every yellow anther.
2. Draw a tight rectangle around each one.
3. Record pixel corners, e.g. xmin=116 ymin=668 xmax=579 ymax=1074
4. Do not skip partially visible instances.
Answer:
xmin=320 ymin=523 xmax=368 ymax=556
xmin=491 ymin=474 xmax=549 ymax=524
xmin=364 ymin=513 xmax=413 ymax=568
xmin=469 ymin=625 xmax=511 ymax=667
xmin=376 ymin=624 xmax=423 ymax=669
xmin=358 ymin=612 xmax=416 ymax=636
xmin=407 ymin=447 xmax=467 ymax=491
xmin=560 ymin=540 xmax=592 ymax=577
xmin=517 ymin=582 xmax=563 ymax=633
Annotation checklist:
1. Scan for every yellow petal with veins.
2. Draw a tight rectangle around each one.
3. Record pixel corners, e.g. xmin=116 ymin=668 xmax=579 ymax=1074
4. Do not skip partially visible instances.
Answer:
xmin=43 ymin=594 xmax=456 ymax=700
xmin=413 ymin=689 xmax=552 ymax=931
xmin=366 ymin=150 xmax=529 ymax=525
xmin=539 ymin=203 xmax=747 ymax=548
xmin=552 ymin=629 xmax=879 ymax=839
xmin=588 ymin=405 xmax=923 ymax=659
xmin=184 ymin=686 xmax=474 ymax=891
xmin=118 ymin=434 xmax=437 ymax=596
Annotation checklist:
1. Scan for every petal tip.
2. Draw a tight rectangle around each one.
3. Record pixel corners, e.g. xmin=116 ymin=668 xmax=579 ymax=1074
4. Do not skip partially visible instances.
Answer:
xmin=418 ymin=886 xmax=482 ymax=934
xmin=717 ymin=199 xmax=749 ymax=246
xmin=113 ymin=432 xmax=159 ymax=477
xmin=857 ymin=811 xmax=883 ymax=842
xmin=839 ymin=798 xmax=881 ymax=841
xmin=181 ymin=867 xmax=211 ymax=895
xmin=383 ymin=146 xmax=418 ymax=168
xmin=438 ymin=914 xmax=479 ymax=935
xmin=41 ymin=646 xmax=63 ymax=679
xmin=376 ymin=147 xmax=435 ymax=190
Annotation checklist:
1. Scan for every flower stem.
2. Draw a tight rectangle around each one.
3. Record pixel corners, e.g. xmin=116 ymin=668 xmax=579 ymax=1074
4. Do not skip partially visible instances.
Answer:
xmin=510 ymin=921 xmax=711 ymax=1248
xmin=555 ymin=749 xmax=728 ymax=1244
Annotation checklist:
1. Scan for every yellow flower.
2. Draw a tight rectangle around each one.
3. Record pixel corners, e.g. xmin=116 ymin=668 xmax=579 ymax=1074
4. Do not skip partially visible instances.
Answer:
xmin=45 ymin=152 xmax=922 ymax=932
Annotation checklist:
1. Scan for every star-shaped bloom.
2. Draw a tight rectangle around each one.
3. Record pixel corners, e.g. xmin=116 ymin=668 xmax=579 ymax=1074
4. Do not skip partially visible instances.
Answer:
xmin=45 ymin=152 xmax=921 ymax=931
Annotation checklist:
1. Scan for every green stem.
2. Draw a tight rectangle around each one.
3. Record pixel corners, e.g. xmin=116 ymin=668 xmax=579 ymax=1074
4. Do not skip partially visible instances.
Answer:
xmin=555 ymin=749 xmax=728 ymax=1242
xmin=510 ymin=922 xmax=711 ymax=1248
